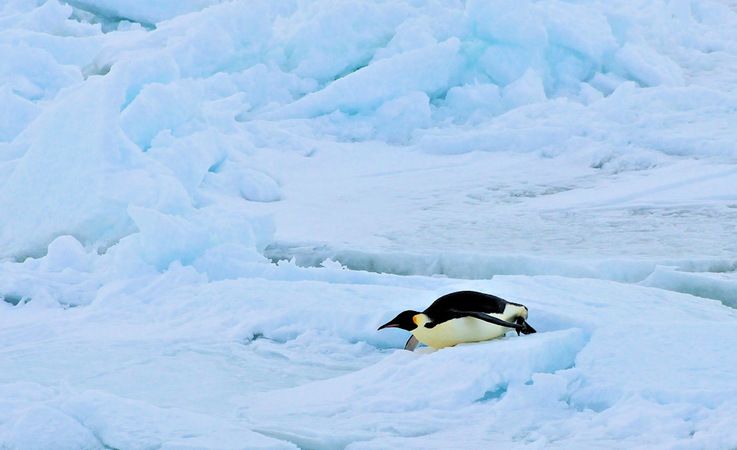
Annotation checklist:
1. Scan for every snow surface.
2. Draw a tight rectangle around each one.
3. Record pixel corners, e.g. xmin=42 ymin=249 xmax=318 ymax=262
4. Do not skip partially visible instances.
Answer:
xmin=1 ymin=0 xmax=737 ymax=448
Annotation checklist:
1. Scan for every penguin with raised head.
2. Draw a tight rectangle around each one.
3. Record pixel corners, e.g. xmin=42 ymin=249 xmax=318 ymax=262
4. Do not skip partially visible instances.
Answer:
xmin=378 ymin=290 xmax=536 ymax=350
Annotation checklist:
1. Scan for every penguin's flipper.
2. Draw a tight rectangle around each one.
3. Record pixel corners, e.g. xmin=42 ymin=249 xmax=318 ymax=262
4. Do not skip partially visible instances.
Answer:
xmin=404 ymin=335 xmax=420 ymax=351
xmin=452 ymin=310 xmax=525 ymax=332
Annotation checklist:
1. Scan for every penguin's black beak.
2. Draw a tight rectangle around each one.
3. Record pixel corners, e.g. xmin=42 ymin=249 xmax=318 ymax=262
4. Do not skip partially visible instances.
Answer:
xmin=377 ymin=320 xmax=400 ymax=330
xmin=378 ymin=310 xmax=419 ymax=331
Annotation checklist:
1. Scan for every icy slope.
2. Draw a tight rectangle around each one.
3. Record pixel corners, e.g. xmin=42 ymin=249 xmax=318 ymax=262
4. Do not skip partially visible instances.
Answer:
xmin=1 ymin=0 xmax=737 ymax=448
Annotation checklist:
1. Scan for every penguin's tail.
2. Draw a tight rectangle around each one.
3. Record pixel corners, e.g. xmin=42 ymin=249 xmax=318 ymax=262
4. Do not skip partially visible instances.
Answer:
xmin=515 ymin=317 xmax=537 ymax=335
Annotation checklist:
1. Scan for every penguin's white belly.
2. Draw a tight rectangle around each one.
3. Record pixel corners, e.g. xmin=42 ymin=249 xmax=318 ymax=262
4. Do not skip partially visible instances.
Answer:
xmin=412 ymin=313 xmax=515 ymax=349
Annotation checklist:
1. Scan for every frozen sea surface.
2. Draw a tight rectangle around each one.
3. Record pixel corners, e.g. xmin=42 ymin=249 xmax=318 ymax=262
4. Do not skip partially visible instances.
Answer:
xmin=1 ymin=0 xmax=737 ymax=448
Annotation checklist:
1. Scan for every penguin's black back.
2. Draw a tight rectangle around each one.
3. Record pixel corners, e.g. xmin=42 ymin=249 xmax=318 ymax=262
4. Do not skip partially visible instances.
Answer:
xmin=424 ymin=290 xmax=521 ymax=316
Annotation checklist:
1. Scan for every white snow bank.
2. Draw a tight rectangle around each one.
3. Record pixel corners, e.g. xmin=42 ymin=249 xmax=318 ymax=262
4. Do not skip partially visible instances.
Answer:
xmin=0 ymin=44 xmax=81 ymax=101
xmin=265 ymin=242 xmax=737 ymax=303
xmin=642 ymin=266 xmax=737 ymax=308
xmin=0 ymin=87 xmax=39 ymax=142
xmin=5 ymin=269 xmax=736 ymax=448
xmin=238 ymin=276 xmax=737 ymax=449
xmin=59 ymin=389 xmax=295 ymax=450
xmin=0 ymin=383 xmax=295 ymax=450
xmin=67 ymin=0 xmax=225 ymax=25
xmin=2 ymin=0 xmax=737 ymax=263
xmin=244 ymin=327 xmax=588 ymax=449
xmin=278 ymin=1 xmax=411 ymax=83
xmin=0 ymin=76 xmax=190 ymax=259
xmin=123 ymin=205 xmax=273 ymax=271
xmin=265 ymin=38 xmax=463 ymax=119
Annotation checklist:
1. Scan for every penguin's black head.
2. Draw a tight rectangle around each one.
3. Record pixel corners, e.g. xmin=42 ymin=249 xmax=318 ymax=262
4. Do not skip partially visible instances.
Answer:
xmin=378 ymin=310 xmax=420 ymax=331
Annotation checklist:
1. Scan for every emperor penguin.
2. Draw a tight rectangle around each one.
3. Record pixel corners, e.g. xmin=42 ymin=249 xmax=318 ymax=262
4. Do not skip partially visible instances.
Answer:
xmin=378 ymin=290 xmax=536 ymax=350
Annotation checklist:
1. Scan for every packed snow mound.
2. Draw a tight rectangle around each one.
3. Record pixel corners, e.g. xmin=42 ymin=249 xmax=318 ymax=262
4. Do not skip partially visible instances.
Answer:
xmin=2 ymin=0 xmax=737 ymax=262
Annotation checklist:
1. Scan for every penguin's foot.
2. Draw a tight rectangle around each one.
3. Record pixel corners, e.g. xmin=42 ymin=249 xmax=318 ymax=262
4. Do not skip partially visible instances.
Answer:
xmin=516 ymin=317 xmax=537 ymax=335
xmin=404 ymin=335 xmax=419 ymax=351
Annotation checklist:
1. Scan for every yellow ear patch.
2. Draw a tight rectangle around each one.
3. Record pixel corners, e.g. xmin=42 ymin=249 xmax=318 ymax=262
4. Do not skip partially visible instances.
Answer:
xmin=412 ymin=314 xmax=420 ymax=325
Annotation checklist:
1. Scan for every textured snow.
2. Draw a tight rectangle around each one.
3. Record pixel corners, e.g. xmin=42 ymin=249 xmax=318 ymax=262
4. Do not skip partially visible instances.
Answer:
xmin=1 ymin=0 xmax=737 ymax=448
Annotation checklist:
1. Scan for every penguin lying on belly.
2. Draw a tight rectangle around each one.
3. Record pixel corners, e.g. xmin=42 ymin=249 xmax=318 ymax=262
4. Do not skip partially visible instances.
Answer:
xmin=378 ymin=290 xmax=536 ymax=351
